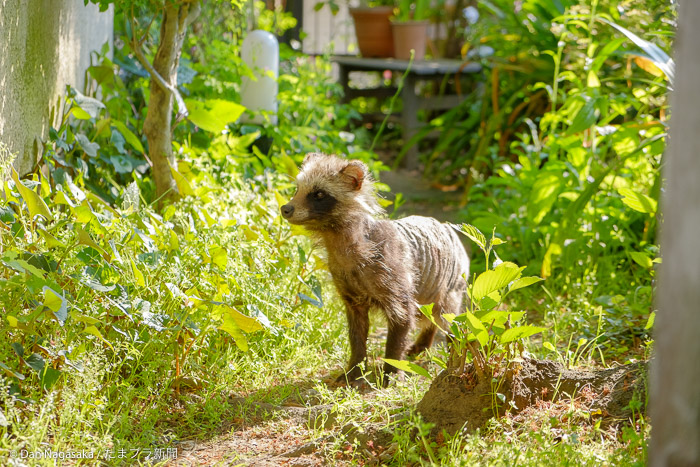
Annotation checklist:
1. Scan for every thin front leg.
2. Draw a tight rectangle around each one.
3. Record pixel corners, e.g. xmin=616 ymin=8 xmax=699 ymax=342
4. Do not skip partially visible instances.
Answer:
xmin=382 ymin=312 xmax=413 ymax=385
xmin=337 ymin=301 xmax=370 ymax=383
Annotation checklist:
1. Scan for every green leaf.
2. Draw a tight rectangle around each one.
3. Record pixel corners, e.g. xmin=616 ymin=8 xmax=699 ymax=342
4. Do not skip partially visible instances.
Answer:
xmin=629 ymin=251 xmax=653 ymax=269
xmin=217 ymin=303 xmax=261 ymax=352
xmin=490 ymin=237 xmax=506 ymax=247
xmin=72 ymin=313 xmax=101 ymax=325
xmin=611 ymin=127 xmax=639 ymax=157
xmin=543 ymin=341 xmax=556 ymax=352
xmin=500 ymin=325 xmax=546 ymax=344
xmin=471 ymin=262 xmax=524 ymax=302
xmin=71 ymin=106 xmax=92 ymax=120
xmin=25 ymin=353 xmax=45 ymax=373
xmin=298 ymin=293 xmax=322 ymax=308
xmin=464 ymin=311 xmax=489 ymax=347
xmin=381 ymin=358 xmax=431 ymax=379
xmin=456 ymin=223 xmax=487 ymax=252
xmin=478 ymin=310 xmax=525 ymax=331
xmin=186 ymin=98 xmax=246 ymax=133
xmin=73 ymin=90 xmax=106 ymax=118
xmin=11 ymin=168 xmax=53 ymax=221
xmin=41 ymin=367 xmax=61 ymax=390
xmin=619 ymin=188 xmax=657 ymax=214
xmin=84 ymin=325 xmax=114 ymax=350
xmin=645 ymin=312 xmax=656 ymax=330
xmin=219 ymin=304 xmax=262 ymax=334
xmin=507 ymin=276 xmax=544 ymax=295
xmin=76 ymin=226 xmax=110 ymax=261
xmin=0 ymin=362 xmax=25 ymax=380
xmin=2 ymin=258 xmax=46 ymax=278
xmin=131 ymin=259 xmax=145 ymax=287
xmin=210 ymin=247 xmax=228 ymax=269
xmin=37 ymin=228 xmax=65 ymax=249
xmin=43 ymin=286 xmax=68 ymax=325
xmin=586 ymin=70 xmax=600 ymax=88
xmin=112 ymin=120 xmax=144 ymax=153
xmin=479 ymin=292 xmax=500 ymax=311
xmin=566 ymin=97 xmax=599 ymax=135
xmin=170 ymin=164 xmax=195 ymax=197
xmin=528 ymin=172 xmax=562 ymax=224
xmin=75 ymin=134 xmax=99 ymax=158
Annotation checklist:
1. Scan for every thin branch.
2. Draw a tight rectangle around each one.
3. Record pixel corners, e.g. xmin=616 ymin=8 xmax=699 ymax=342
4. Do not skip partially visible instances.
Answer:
xmin=128 ymin=13 xmax=189 ymax=120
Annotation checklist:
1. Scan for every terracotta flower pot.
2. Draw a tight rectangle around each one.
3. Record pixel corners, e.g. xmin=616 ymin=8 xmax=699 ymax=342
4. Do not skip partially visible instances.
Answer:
xmin=349 ymin=7 xmax=395 ymax=58
xmin=391 ymin=20 xmax=429 ymax=60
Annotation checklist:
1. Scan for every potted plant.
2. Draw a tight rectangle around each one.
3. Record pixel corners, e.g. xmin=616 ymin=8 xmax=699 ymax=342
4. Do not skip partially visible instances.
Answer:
xmin=391 ymin=0 xmax=431 ymax=60
xmin=349 ymin=0 xmax=396 ymax=58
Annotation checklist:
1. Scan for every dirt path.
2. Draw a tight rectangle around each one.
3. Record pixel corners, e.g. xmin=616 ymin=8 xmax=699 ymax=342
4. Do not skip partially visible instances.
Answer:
xmin=379 ymin=168 xmax=464 ymax=222
xmin=172 ymin=385 xmax=400 ymax=466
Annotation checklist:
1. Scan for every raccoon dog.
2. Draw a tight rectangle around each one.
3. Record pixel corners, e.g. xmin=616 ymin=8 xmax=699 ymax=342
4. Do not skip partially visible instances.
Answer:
xmin=281 ymin=153 xmax=470 ymax=385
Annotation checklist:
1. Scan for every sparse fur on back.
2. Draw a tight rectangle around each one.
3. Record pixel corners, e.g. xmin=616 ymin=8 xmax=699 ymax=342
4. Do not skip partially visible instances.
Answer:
xmin=281 ymin=153 xmax=470 ymax=385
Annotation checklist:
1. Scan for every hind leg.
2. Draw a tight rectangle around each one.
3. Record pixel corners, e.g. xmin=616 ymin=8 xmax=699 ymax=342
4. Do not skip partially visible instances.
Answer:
xmin=409 ymin=289 xmax=465 ymax=356
xmin=407 ymin=322 xmax=438 ymax=356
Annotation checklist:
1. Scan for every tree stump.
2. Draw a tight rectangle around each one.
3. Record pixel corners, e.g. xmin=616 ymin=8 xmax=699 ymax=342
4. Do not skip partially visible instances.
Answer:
xmin=417 ymin=358 xmax=646 ymax=435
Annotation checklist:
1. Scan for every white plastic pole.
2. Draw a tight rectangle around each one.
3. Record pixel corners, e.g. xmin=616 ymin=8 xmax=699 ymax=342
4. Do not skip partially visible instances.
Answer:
xmin=240 ymin=30 xmax=279 ymax=125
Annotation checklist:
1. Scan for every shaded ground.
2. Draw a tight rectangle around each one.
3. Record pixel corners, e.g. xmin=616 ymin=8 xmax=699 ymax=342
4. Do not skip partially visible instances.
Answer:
xmin=171 ymin=328 xmax=417 ymax=466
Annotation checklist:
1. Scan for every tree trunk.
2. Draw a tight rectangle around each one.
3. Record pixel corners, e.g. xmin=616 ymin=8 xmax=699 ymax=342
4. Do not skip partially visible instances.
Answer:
xmin=649 ymin=2 xmax=700 ymax=465
xmin=417 ymin=358 xmax=646 ymax=435
xmin=142 ymin=1 xmax=200 ymax=207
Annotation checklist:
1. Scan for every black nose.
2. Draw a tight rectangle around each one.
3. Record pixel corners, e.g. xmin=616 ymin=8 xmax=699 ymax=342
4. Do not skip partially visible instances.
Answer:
xmin=281 ymin=204 xmax=294 ymax=218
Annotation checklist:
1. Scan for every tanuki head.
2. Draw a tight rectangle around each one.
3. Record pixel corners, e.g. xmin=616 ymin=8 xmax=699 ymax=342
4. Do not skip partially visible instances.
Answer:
xmin=280 ymin=153 xmax=383 ymax=231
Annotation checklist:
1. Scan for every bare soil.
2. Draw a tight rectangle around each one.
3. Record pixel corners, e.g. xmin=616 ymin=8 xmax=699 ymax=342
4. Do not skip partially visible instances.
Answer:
xmin=417 ymin=358 xmax=647 ymax=436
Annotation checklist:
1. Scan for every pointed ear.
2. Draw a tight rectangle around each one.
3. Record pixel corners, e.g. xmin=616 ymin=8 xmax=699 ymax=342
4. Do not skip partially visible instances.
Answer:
xmin=340 ymin=160 xmax=367 ymax=190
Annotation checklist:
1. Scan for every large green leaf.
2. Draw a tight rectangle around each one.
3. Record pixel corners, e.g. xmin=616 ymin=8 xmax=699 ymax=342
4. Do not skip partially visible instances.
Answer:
xmin=0 ymin=362 xmax=25 ymax=380
xmin=500 ymin=325 xmax=546 ymax=344
xmin=186 ymin=99 xmax=246 ymax=133
xmin=43 ymin=286 xmax=68 ymax=325
xmin=217 ymin=303 xmax=263 ymax=351
xmin=455 ymin=223 xmax=487 ymax=251
xmin=75 ymin=134 xmax=99 ymax=158
xmin=11 ymin=169 xmax=53 ymax=221
xmin=618 ymin=188 xmax=657 ymax=214
xmin=464 ymin=311 xmax=489 ymax=347
xmin=471 ymin=262 xmax=524 ymax=302
xmin=25 ymin=353 xmax=45 ymax=373
xmin=528 ymin=172 xmax=562 ymax=224
xmin=73 ymin=90 xmax=106 ymax=118
xmin=477 ymin=310 xmax=525 ymax=331
xmin=566 ymin=97 xmax=599 ymax=135
xmin=112 ymin=120 xmax=144 ymax=153
xmin=381 ymin=358 xmax=431 ymax=378
xmin=629 ymin=251 xmax=653 ymax=269
xmin=507 ymin=276 xmax=543 ymax=295
xmin=170 ymin=162 xmax=195 ymax=197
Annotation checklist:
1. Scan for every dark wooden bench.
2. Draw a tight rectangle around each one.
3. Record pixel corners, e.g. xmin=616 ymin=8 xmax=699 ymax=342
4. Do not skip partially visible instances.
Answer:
xmin=331 ymin=56 xmax=482 ymax=168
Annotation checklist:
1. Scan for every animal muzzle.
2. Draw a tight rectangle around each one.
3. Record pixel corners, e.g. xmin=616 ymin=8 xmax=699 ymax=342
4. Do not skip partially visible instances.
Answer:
xmin=281 ymin=204 xmax=295 ymax=219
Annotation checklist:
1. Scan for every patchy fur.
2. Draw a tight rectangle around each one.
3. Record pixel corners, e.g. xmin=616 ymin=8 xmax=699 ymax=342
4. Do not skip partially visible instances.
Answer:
xmin=281 ymin=153 xmax=470 ymax=385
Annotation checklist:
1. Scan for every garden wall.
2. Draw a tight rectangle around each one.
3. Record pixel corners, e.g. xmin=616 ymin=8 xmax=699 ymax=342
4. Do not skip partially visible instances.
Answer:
xmin=0 ymin=0 xmax=113 ymax=176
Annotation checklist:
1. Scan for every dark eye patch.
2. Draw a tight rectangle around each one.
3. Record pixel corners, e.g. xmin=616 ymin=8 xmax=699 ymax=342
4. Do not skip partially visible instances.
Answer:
xmin=306 ymin=189 xmax=337 ymax=215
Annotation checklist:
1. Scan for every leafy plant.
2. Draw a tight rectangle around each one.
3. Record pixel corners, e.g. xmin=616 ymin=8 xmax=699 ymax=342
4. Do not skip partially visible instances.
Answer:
xmin=383 ymin=224 xmax=544 ymax=384
xmin=445 ymin=224 xmax=545 ymax=378
xmin=393 ymin=0 xmax=430 ymax=22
